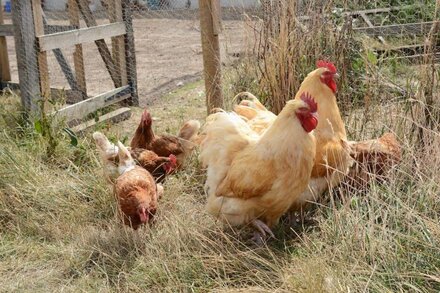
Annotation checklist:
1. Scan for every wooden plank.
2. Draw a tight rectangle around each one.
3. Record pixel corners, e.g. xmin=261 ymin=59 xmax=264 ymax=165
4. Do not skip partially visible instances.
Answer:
xmin=54 ymin=85 xmax=130 ymax=121
xmin=45 ymin=24 xmax=77 ymax=34
xmin=1 ymin=81 xmax=20 ymax=90
xmin=354 ymin=21 xmax=436 ymax=36
xmin=37 ymin=22 xmax=126 ymax=52
xmin=122 ymin=0 xmax=139 ymax=105
xmin=77 ymin=0 xmax=121 ymax=87
xmin=40 ymin=11 xmax=83 ymax=101
xmin=68 ymin=0 xmax=87 ymax=98
xmin=11 ymin=0 xmax=41 ymax=113
xmin=109 ymin=0 xmax=127 ymax=87
xmin=0 ymin=9 xmax=11 ymax=83
xmin=199 ymin=0 xmax=223 ymax=113
xmin=297 ymin=5 xmax=422 ymax=21
xmin=359 ymin=12 xmax=374 ymax=27
xmin=347 ymin=5 xmax=419 ymax=16
xmin=71 ymin=107 xmax=131 ymax=133
xmin=1 ymin=82 xmax=86 ymax=102
xmin=359 ymin=12 xmax=387 ymax=45
xmin=0 ymin=24 xmax=14 ymax=37
xmin=383 ymin=52 xmax=440 ymax=63
xmin=32 ymin=0 xmax=50 ymax=103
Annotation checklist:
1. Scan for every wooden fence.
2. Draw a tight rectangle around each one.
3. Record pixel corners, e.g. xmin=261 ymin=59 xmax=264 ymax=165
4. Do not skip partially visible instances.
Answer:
xmin=0 ymin=0 xmax=138 ymax=132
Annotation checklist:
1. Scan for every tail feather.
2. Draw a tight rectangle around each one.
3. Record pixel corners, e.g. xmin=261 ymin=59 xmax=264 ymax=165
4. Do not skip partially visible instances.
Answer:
xmin=117 ymin=142 xmax=136 ymax=175
xmin=233 ymin=92 xmax=268 ymax=111
xmin=92 ymin=132 xmax=119 ymax=181
xmin=178 ymin=119 xmax=201 ymax=141
xmin=93 ymin=131 xmax=118 ymax=158
xmin=233 ymin=104 xmax=258 ymax=120
xmin=176 ymin=119 xmax=201 ymax=158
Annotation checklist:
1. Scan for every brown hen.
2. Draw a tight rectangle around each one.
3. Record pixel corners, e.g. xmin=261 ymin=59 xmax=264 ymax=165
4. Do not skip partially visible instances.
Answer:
xmin=114 ymin=142 xmax=163 ymax=229
xmin=93 ymin=131 xmax=177 ymax=183
xmin=130 ymin=109 xmax=200 ymax=167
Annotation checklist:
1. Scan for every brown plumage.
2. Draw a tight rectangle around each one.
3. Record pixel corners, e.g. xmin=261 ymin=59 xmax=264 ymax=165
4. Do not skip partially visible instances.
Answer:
xmin=131 ymin=148 xmax=177 ymax=183
xmin=114 ymin=142 xmax=163 ymax=230
xmin=93 ymin=132 xmax=177 ymax=183
xmin=346 ymin=133 xmax=401 ymax=190
xmin=130 ymin=109 xmax=200 ymax=167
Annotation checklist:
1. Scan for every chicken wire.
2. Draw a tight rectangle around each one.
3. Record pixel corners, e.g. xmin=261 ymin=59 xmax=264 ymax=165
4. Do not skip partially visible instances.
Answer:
xmin=4 ymin=0 xmax=438 ymax=111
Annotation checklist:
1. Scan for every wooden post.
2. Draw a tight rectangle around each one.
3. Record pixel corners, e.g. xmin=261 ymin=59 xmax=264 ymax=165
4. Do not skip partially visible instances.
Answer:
xmin=109 ymin=0 xmax=128 ymax=87
xmin=68 ymin=0 xmax=87 ymax=98
xmin=0 ymin=8 xmax=11 ymax=87
xmin=32 ymin=0 xmax=50 ymax=105
xmin=77 ymin=0 xmax=121 ymax=88
xmin=122 ymin=0 xmax=138 ymax=106
xmin=199 ymin=0 xmax=223 ymax=113
xmin=11 ymin=0 xmax=41 ymax=112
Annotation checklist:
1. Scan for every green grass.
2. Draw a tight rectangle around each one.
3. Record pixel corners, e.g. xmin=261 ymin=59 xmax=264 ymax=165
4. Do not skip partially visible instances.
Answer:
xmin=0 ymin=72 xmax=439 ymax=292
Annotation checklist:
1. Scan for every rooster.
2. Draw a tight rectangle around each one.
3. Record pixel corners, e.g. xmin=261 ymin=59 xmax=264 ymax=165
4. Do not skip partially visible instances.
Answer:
xmin=130 ymin=110 xmax=200 ymax=167
xmin=114 ymin=142 xmax=163 ymax=229
xmin=200 ymin=93 xmax=318 ymax=243
xmin=93 ymin=132 xmax=177 ymax=183
xmin=289 ymin=60 xmax=353 ymax=213
xmin=233 ymin=92 xmax=277 ymax=135
xmin=232 ymin=62 xmax=353 ymax=214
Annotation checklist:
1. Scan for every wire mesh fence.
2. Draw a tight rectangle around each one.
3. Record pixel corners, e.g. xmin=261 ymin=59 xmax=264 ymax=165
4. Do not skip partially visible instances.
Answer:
xmin=2 ymin=0 xmax=438 ymax=118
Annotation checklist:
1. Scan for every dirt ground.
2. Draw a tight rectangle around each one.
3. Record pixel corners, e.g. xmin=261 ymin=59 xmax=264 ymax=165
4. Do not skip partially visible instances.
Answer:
xmin=4 ymin=17 xmax=248 ymax=106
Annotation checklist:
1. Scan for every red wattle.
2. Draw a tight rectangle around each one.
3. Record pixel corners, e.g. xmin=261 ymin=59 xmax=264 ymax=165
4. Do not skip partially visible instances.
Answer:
xmin=139 ymin=212 xmax=148 ymax=223
xmin=328 ymin=79 xmax=337 ymax=93
xmin=302 ymin=116 xmax=318 ymax=133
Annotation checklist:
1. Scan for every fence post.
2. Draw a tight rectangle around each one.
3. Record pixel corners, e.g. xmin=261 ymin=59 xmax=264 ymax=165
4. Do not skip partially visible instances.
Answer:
xmin=0 ymin=8 xmax=11 ymax=88
xmin=68 ymin=0 xmax=87 ymax=98
xmin=110 ymin=0 xmax=128 ymax=87
xmin=122 ymin=0 xmax=138 ymax=106
xmin=199 ymin=0 xmax=223 ymax=114
xmin=32 ymin=0 xmax=50 ymax=107
xmin=11 ymin=0 xmax=41 ymax=113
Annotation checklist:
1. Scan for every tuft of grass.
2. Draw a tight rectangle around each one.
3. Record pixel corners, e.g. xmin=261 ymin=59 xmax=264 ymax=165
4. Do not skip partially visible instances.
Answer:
xmin=1 ymin=73 xmax=439 ymax=291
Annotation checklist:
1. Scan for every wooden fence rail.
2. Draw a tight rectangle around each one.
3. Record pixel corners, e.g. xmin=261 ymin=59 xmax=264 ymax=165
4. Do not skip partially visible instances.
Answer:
xmin=5 ymin=0 xmax=138 ymax=132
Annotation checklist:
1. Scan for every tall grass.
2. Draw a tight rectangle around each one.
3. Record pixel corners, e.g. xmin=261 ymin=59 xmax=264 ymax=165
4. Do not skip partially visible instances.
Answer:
xmin=1 ymin=75 xmax=439 ymax=292
xmin=223 ymin=0 xmax=365 ymax=114
xmin=1 ymin=1 xmax=440 ymax=291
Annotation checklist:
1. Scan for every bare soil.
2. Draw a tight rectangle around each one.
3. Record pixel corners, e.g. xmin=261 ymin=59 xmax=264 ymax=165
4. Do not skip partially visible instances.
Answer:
xmin=4 ymin=17 xmax=247 ymax=106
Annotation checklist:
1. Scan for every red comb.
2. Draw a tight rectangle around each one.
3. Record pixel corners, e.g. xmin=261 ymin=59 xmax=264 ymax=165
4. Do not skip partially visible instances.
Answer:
xmin=300 ymin=92 xmax=318 ymax=113
xmin=141 ymin=109 xmax=152 ymax=124
xmin=316 ymin=60 xmax=337 ymax=73
xmin=168 ymin=154 xmax=177 ymax=165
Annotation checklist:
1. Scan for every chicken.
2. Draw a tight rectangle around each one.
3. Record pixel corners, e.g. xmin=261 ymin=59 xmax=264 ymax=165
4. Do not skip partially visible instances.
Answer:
xmin=130 ymin=148 xmax=177 ymax=183
xmin=289 ymin=60 xmax=353 ymax=213
xmin=233 ymin=92 xmax=277 ymax=135
xmin=93 ymin=131 xmax=120 ymax=181
xmin=230 ymin=62 xmax=353 ymax=213
xmin=200 ymin=93 xmax=318 ymax=243
xmin=346 ymin=132 xmax=401 ymax=190
xmin=130 ymin=109 xmax=200 ymax=167
xmin=114 ymin=141 xmax=163 ymax=229
xmin=93 ymin=131 xmax=177 ymax=183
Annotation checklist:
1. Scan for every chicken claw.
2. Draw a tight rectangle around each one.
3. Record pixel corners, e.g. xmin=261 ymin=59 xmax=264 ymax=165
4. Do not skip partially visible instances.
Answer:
xmin=251 ymin=219 xmax=275 ymax=245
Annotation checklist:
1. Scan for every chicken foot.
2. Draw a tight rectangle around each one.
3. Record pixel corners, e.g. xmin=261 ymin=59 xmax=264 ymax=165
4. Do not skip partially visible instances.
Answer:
xmin=251 ymin=219 xmax=275 ymax=245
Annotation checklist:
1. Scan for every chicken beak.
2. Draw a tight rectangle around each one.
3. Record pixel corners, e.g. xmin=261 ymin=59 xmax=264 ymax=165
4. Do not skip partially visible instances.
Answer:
xmin=333 ymin=73 xmax=340 ymax=79
xmin=312 ymin=112 xmax=318 ymax=119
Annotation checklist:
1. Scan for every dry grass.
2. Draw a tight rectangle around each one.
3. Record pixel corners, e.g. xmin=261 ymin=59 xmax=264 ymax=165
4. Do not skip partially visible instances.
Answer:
xmin=1 ymin=68 xmax=439 ymax=291
xmin=1 ymin=1 xmax=440 ymax=290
